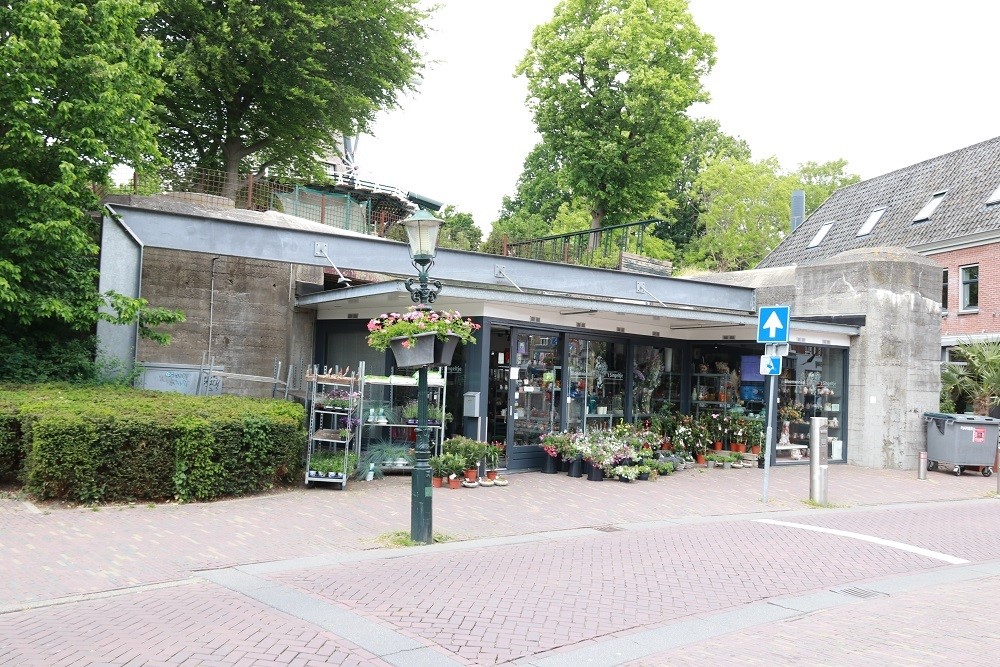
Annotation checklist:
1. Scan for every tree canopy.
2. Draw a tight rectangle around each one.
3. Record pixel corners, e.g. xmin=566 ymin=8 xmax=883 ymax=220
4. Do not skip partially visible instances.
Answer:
xmin=516 ymin=0 xmax=715 ymax=231
xmin=0 ymin=0 xmax=179 ymax=381
xmin=680 ymin=156 xmax=859 ymax=272
xmin=148 ymin=0 xmax=429 ymax=198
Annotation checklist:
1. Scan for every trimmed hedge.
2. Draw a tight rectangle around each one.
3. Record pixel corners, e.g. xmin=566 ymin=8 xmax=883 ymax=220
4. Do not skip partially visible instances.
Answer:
xmin=0 ymin=384 xmax=305 ymax=503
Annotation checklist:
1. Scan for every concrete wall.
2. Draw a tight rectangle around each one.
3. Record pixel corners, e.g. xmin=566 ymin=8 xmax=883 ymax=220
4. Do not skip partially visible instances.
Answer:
xmin=137 ymin=249 xmax=321 ymax=397
xmin=800 ymin=249 xmax=941 ymax=469
xmin=695 ymin=248 xmax=942 ymax=469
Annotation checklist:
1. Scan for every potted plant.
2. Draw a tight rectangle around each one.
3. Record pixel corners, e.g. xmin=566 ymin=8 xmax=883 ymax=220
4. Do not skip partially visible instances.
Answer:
xmin=484 ymin=441 xmax=504 ymax=479
xmin=538 ymin=432 xmax=569 ymax=473
xmin=611 ymin=464 xmax=640 ymax=482
xmin=443 ymin=453 xmax=466 ymax=489
xmin=366 ymin=306 xmax=481 ymax=367
xmin=429 ymin=455 xmax=447 ymax=487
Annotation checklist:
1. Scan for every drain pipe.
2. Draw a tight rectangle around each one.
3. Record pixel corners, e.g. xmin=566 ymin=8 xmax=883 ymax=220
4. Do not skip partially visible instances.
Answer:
xmin=207 ymin=256 xmax=220 ymax=380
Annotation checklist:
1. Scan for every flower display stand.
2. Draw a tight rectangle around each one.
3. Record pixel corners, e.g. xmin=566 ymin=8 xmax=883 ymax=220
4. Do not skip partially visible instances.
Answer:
xmin=389 ymin=333 xmax=459 ymax=368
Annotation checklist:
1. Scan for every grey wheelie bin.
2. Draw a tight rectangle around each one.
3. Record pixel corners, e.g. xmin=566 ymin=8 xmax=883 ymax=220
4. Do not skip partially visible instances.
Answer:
xmin=923 ymin=412 xmax=998 ymax=476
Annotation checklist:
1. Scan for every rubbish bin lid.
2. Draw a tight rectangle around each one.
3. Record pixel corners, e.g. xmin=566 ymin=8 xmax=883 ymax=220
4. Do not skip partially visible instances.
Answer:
xmin=924 ymin=411 xmax=1000 ymax=424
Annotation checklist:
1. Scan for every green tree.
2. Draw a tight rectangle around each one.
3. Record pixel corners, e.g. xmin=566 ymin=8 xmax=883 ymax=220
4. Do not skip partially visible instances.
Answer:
xmin=149 ymin=0 xmax=429 ymax=199
xmin=0 ymin=0 xmax=179 ymax=381
xmin=681 ymin=156 xmax=792 ymax=272
xmin=497 ymin=140 xmax=573 ymax=228
xmin=516 ymin=0 xmax=715 ymax=232
xmin=680 ymin=156 xmax=859 ymax=273
xmin=941 ymin=339 xmax=1000 ymax=416
xmin=436 ymin=206 xmax=483 ymax=252
xmin=656 ymin=118 xmax=751 ymax=253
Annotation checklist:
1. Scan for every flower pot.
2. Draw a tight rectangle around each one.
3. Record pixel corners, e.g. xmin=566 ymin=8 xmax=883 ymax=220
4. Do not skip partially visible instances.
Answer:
xmin=695 ymin=453 xmax=706 ymax=465
xmin=637 ymin=472 xmax=649 ymax=481
xmin=751 ymin=445 xmax=761 ymax=455
xmin=447 ymin=477 xmax=462 ymax=489
xmin=587 ymin=466 xmax=604 ymax=481
xmin=567 ymin=455 xmax=583 ymax=478
xmin=712 ymin=441 xmax=723 ymax=451
xmin=618 ymin=476 xmax=632 ymax=483
xmin=389 ymin=332 xmax=460 ymax=368
xmin=560 ymin=458 xmax=571 ymax=473
xmin=486 ymin=469 xmax=498 ymax=480
xmin=542 ymin=455 xmax=558 ymax=474
xmin=732 ymin=442 xmax=746 ymax=453
xmin=463 ymin=468 xmax=478 ymax=482
xmin=431 ymin=476 xmax=443 ymax=488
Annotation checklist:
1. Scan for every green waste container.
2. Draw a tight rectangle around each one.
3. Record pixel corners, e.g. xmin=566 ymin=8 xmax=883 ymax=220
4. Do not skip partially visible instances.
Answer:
xmin=923 ymin=412 xmax=998 ymax=477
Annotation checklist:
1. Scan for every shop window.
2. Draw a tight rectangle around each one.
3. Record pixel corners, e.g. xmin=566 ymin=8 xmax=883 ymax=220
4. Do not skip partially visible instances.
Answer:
xmin=960 ymin=265 xmax=979 ymax=311
xmin=776 ymin=345 xmax=848 ymax=463
xmin=632 ymin=345 xmax=681 ymax=419
xmin=941 ymin=269 xmax=949 ymax=312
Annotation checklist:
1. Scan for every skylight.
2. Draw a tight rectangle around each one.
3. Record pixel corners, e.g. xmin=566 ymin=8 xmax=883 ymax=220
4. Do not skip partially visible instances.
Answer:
xmin=987 ymin=183 xmax=1000 ymax=205
xmin=856 ymin=207 xmax=886 ymax=237
xmin=913 ymin=191 xmax=946 ymax=222
xmin=807 ymin=221 xmax=835 ymax=248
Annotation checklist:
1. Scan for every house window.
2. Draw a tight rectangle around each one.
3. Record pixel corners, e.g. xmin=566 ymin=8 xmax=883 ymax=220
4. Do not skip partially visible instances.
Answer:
xmin=807 ymin=221 xmax=835 ymax=248
xmin=941 ymin=269 xmax=949 ymax=311
xmin=913 ymin=191 xmax=946 ymax=222
xmin=960 ymin=265 xmax=978 ymax=311
xmin=856 ymin=207 xmax=886 ymax=237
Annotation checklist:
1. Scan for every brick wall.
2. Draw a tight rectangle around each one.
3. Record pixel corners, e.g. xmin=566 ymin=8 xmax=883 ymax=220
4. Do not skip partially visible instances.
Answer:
xmin=928 ymin=241 xmax=1000 ymax=340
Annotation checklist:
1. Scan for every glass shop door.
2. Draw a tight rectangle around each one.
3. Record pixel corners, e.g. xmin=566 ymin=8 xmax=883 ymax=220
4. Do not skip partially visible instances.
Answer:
xmin=507 ymin=330 xmax=562 ymax=469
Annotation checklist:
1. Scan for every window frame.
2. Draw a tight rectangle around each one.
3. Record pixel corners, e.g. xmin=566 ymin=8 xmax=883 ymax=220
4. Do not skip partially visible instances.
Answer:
xmin=913 ymin=191 xmax=947 ymax=222
xmin=941 ymin=268 xmax=949 ymax=313
xmin=856 ymin=207 xmax=887 ymax=237
xmin=807 ymin=221 xmax=835 ymax=248
xmin=959 ymin=264 xmax=979 ymax=312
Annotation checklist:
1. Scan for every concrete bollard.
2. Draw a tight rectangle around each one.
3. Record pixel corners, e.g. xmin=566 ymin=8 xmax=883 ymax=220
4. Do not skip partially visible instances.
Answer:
xmin=918 ymin=451 xmax=927 ymax=480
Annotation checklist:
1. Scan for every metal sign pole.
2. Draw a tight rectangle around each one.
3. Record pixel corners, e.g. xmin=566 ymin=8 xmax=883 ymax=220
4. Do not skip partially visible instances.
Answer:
xmin=762 ymin=374 xmax=776 ymax=503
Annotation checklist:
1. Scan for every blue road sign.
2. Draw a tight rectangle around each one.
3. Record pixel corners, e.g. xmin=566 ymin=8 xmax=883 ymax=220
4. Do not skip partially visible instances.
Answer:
xmin=759 ymin=356 xmax=782 ymax=376
xmin=757 ymin=306 xmax=791 ymax=343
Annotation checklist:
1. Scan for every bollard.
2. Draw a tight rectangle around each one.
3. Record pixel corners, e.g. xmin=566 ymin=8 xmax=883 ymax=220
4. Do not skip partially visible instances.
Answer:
xmin=918 ymin=451 xmax=927 ymax=480
xmin=809 ymin=417 xmax=829 ymax=503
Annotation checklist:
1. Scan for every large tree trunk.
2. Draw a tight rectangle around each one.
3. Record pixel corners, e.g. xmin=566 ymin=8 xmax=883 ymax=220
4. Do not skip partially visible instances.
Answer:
xmin=222 ymin=139 xmax=244 ymax=203
xmin=588 ymin=206 xmax=606 ymax=251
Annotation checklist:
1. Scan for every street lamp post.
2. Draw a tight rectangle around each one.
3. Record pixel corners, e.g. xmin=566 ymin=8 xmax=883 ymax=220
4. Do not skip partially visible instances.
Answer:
xmin=401 ymin=210 xmax=444 ymax=544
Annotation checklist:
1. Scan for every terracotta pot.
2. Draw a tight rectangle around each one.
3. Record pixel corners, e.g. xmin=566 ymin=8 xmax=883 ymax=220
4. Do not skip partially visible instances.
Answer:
xmin=486 ymin=470 xmax=498 ymax=480
xmin=732 ymin=442 xmax=746 ymax=453
xmin=431 ymin=476 xmax=443 ymax=488
xmin=751 ymin=445 xmax=761 ymax=455
xmin=695 ymin=453 xmax=706 ymax=465
xmin=463 ymin=468 xmax=478 ymax=482
xmin=713 ymin=441 xmax=723 ymax=451
xmin=447 ymin=478 xmax=462 ymax=489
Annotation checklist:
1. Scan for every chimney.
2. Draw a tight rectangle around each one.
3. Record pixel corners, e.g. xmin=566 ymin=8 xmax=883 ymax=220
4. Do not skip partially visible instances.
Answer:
xmin=791 ymin=190 xmax=806 ymax=231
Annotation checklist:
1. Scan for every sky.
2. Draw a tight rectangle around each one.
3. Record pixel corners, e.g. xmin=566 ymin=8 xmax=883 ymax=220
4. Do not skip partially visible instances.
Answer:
xmin=359 ymin=0 xmax=1000 ymax=233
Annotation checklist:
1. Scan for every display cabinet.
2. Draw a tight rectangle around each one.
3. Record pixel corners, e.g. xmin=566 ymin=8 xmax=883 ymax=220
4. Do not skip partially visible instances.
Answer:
xmin=691 ymin=373 xmax=735 ymax=417
xmin=358 ymin=369 xmax=446 ymax=470
xmin=305 ymin=366 xmax=362 ymax=488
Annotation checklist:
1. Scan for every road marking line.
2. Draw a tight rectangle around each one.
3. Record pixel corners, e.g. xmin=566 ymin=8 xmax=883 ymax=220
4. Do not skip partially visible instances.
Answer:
xmin=753 ymin=519 xmax=969 ymax=564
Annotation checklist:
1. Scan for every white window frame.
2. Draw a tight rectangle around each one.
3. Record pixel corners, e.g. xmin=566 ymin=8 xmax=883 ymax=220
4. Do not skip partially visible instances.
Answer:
xmin=856 ymin=207 xmax=886 ymax=237
xmin=807 ymin=221 xmax=835 ymax=248
xmin=959 ymin=264 xmax=979 ymax=312
xmin=913 ymin=191 xmax=947 ymax=222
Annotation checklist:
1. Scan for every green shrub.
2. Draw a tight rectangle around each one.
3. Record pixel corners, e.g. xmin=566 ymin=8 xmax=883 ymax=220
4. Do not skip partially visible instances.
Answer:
xmin=0 ymin=384 xmax=305 ymax=503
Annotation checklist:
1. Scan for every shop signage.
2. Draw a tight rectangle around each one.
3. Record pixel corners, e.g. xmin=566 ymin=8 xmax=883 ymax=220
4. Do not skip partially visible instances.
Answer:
xmin=757 ymin=305 xmax=791 ymax=343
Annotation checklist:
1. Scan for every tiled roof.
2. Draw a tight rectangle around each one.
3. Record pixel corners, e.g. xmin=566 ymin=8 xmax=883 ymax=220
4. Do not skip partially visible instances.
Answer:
xmin=756 ymin=136 xmax=1000 ymax=268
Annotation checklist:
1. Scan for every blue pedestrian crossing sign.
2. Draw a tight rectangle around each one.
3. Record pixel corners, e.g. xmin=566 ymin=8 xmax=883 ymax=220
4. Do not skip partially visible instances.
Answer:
xmin=759 ymin=355 xmax=782 ymax=376
xmin=757 ymin=305 xmax=791 ymax=343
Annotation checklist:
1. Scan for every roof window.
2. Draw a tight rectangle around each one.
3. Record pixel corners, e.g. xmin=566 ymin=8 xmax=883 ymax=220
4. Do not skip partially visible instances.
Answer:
xmin=807 ymin=221 xmax=835 ymax=248
xmin=987 ymin=183 xmax=1000 ymax=205
xmin=913 ymin=191 xmax=946 ymax=222
xmin=856 ymin=207 xmax=886 ymax=237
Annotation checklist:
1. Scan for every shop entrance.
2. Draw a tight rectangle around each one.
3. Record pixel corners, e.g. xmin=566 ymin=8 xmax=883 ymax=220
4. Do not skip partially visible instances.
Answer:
xmin=487 ymin=327 xmax=562 ymax=469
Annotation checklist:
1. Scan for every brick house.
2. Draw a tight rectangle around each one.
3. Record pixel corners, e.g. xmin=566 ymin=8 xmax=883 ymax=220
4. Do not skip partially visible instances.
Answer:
xmin=757 ymin=136 xmax=1000 ymax=356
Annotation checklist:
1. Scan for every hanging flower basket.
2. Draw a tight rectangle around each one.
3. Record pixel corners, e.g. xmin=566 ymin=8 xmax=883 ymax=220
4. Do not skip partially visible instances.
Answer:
xmin=389 ymin=332 xmax=460 ymax=368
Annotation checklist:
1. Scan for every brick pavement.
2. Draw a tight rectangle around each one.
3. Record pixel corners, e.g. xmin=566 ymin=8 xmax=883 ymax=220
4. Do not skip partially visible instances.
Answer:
xmin=1 ymin=464 xmax=997 ymax=665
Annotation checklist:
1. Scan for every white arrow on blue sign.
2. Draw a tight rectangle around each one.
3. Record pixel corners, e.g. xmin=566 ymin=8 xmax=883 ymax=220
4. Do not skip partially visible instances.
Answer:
xmin=756 ymin=305 xmax=791 ymax=343
xmin=759 ymin=355 xmax=782 ymax=376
